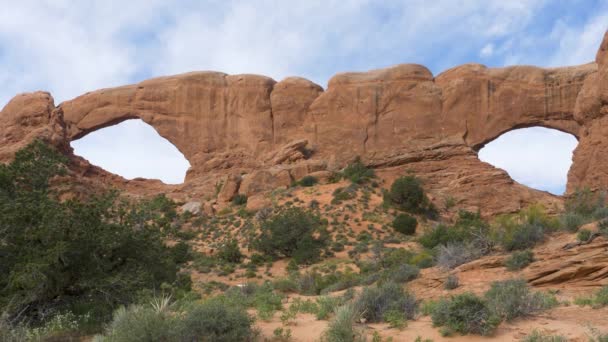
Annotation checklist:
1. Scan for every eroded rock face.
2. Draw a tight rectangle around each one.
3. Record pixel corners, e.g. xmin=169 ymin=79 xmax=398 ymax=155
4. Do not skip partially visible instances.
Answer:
xmin=2 ymin=31 xmax=608 ymax=216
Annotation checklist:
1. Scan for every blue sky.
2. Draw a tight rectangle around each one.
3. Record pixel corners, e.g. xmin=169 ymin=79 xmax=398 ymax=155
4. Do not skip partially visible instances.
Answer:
xmin=1 ymin=1 xmax=606 ymax=191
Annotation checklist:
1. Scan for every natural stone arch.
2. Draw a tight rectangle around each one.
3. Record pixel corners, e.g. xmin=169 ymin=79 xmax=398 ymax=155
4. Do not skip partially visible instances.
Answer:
xmin=1 ymin=30 xmax=603 ymax=215
xmin=478 ymin=126 xmax=578 ymax=195
xmin=70 ymin=118 xmax=191 ymax=184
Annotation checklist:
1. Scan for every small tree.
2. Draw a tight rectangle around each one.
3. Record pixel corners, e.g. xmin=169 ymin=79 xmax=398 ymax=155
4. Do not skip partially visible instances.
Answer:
xmin=254 ymin=207 xmax=328 ymax=264
xmin=392 ymin=214 xmax=417 ymax=235
xmin=218 ymin=239 xmax=244 ymax=263
xmin=385 ymin=175 xmax=430 ymax=213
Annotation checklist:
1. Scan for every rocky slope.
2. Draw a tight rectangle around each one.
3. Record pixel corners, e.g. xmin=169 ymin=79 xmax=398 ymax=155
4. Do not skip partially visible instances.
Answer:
xmin=1 ymin=31 xmax=607 ymax=216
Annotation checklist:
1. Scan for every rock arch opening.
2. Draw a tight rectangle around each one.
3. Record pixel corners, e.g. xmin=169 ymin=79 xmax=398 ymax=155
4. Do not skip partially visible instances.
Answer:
xmin=70 ymin=119 xmax=191 ymax=184
xmin=478 ymin=127 xmax=578 ymax=195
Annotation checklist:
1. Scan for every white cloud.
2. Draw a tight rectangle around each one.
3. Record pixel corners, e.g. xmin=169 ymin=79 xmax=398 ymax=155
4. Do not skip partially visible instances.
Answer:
xmin=480 ymin=43 xmax=495 ymax=57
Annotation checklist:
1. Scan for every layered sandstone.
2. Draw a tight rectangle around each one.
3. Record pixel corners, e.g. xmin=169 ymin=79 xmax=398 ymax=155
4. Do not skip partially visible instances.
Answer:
xmin=2 ymin=31 xmax=608 ymax=216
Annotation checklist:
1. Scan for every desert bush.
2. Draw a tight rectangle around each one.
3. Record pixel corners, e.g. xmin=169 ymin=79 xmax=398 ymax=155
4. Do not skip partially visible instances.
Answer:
xmin=316 ymin=296 xmax=344 ymax=320
xmin=577 ymin=229 xmax=593 ymax=242
xmin=419 ymin=211 xmax=492 ymax=252
xmin=409 ymin=250 xmax=435 ymax=268
xmin=332 ymin=185 xmax=358 ymax=204
xmin=444 ymin=274 xmax=459 ymax=290
xmin=565 ymin=188 xmax=604 ymax=217
xmin=232 ymin=194 xmax=248 ymax=205
xmin=504 ymin=250 xmax=534 ymax=271
xmin=223 ymin=282 xmax=283 ymax=320
xmin=355 ymin=282 xmax=417 ymax=323
xmin=392 ymin=214 xmax=417 ymax=235
xmin=94 ymin=297 xmax=255 ymax=342
xmin=178 ymin=298 xmax=255 ymax=341
xmin=217 ymin=239 xmax=244 ymax=263
xmin=497 ymin=223 xmax=545 ymax=251
xmin=523 ymin=330 xmax=568 ymax=342
xmin=298 ymin=176 xmax=318 ymax=187
xmin=484 ymin=279 xmax=557 ymax=321
xmin=322 ymin=303 xmax=365 ymax=342
xmin=0 ymin=141 xmax=188 ymax=323
xmin=430 ymin=293 xmax=499 ymax=336
xmin=575 ymin=285 xmax=608 ymax=308
xmin=254 ymin=207 xmax=329 ymax=264
xmin=493 ymin=205 xmax=559 ymax=251
xmin=436 ymin=242 xmax=481 ymax=269
xmin=560 ymin=212 xmax=585 ymax=232
xmin=342 ymin=157 xmax=375 ymax=184
xmin=388 ymin=264 xmax=420 ymax=284
xmin=384 ymin=175 xmax=431 ymax=214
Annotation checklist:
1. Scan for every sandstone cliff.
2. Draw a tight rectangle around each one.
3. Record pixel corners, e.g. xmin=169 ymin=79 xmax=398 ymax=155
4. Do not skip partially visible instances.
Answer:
xmin=2 ymin=31 xmax=608 ymax=216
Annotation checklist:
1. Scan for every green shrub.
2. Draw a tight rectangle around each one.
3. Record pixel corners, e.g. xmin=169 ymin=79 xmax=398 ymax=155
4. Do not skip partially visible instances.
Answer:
xmin=430 ymin=293 xmax=499 ymax=336
xmin=498 ymin=223 xmax=545 ymax=251
xmin=222 ymin=282 xmax=283 ymax=320
xmin=560 ymin=212 xmax=585 ymax=232
xmin=332 ymin=186 xmax=357 ymax=204
xmin=419 ymin=211 xmax=491 ymax=251
xmin=322 ymin=303 xmax=365 ymax=342
xmin=577 ymin=229 xmax=592 ymax=242
xmin=388 ymin=264 xmax=420 ymax=283
xmin=384 ymin=175 xmax=429 ymax=213
xmin=254 ymin=207 xmax=329 ymax=264
xmin=94 ymin=297 xmax=255 ymax=342
xmin=232 ymin=194 xmax=248 ymax=206
xmin=178 ymin=298 xmax=255 ymax=341
xmin=523 ymin=330 xmax=568 ymax=342
xmin=355 ymin=282 xmax=417 ymax=323
xmin=576 ymin=285 xmax=608 ymax=308
xmin=171 ymin=241 xmax=193 ymax=264
xmin=316 ymin=296 xmax=343 ymax=320
xmin=0 ymin=141 xmax=187 ymax=323
xmin=217 ymin=239 xmax=244 ymax=263
xmin=504 ymin=250 xmax=534 ymax=271
xmin=392 ymin=214 xmax=417 ymax=235
xmin=298 ymin=176 xmax=318 ymax=187
xmin=565 ymin=188 xmax=603 ymax=217
xmin=484 ymin=279 xmax=557 ymax=321
xmin=342 ymin=157 xmax=375 ymax=184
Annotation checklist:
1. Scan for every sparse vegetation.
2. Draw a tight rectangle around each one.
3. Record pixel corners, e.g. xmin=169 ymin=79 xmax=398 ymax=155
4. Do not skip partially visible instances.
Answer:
xmin=504 ymin=250 xmax=534 ymax=271
xmin=577 ymin=228 xmax=593 ymax=242
xmin=574 ymin=285 xmax=608 ymax=308
xmin=232 ymin=193 xmax=248 ymax=205
xmin=217 ymin=239 xmax=244 ymax=263
xmin=523 ymin=330 xmax=568 ymax=342
xmin=254 ymin=207 xmax=329 ymax=264
xmin=342 ymin=157 xmax=375 ymax=184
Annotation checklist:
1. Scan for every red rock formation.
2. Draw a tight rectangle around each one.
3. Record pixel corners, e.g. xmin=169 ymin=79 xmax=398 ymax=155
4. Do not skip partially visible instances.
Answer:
xmin=2 ymin=30 xmax=607 ymax=216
